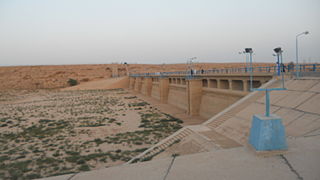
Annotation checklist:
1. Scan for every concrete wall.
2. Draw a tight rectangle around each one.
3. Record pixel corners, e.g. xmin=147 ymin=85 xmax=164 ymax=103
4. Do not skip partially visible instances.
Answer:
xmin=129 ymin=74 xmax=272 ymax=119
xmin=141 ymin=81 xmax=147 ymax=95
xmin=168 ymin=84 xmax=188 ymax=111
xmin=187 ymin=79 xmax=203 ymax=115
xmin=151 ymin=82 xmax=160 ymax=100
xmin=129 ymin=77 xmax=135 ymax=90
xmin=141 ymin=78 xmax=152 ymax=96
xmin=199 ymin=88 xmax=244 ymax=118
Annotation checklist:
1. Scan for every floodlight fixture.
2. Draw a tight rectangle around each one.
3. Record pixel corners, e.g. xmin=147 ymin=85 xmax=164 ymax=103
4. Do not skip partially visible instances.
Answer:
xmin=273 ymin=47 xmax=283 ymax=54
xmin=245 ymin=48 xmax=253 ymax=53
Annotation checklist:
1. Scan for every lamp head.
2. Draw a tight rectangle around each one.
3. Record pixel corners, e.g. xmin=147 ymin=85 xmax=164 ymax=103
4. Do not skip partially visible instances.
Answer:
xmin=273 ymin=47 xmax=282 ymax=54
xmin=304 ymin=31 xmax=309 ymax=35
xmin=245 ymin=48 xmax=253 ymax=53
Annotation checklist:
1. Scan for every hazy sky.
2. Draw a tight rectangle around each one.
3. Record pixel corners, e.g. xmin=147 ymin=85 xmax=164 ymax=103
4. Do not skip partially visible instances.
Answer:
xmin=0 ymin=0 xmax=319 ymax=66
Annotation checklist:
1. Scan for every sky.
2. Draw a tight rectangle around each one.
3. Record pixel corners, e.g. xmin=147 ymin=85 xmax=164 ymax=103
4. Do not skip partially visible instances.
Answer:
xmin=0 ymin=0 xmax=319 ymax=66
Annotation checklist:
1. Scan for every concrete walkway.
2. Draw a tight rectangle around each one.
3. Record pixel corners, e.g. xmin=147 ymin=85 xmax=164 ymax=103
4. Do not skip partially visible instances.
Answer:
xmin=39 ymin=135 xmax=319 ymax=180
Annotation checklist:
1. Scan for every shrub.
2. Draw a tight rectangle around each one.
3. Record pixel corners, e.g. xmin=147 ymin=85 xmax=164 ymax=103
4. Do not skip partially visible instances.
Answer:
xmin=78 ymin=164 xmax=90 ymax=171
xmin=67 ymin=79 xmax=78 ymax=86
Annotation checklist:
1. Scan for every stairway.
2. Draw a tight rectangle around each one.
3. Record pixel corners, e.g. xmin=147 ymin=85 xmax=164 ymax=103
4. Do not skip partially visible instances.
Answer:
xmin=127 ymin=127 xmax=194 ymax=163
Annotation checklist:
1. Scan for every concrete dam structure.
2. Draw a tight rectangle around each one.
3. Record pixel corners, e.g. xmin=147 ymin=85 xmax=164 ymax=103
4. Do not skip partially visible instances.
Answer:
xmin=39 ymin=64 xmax=320 ymax=180
xmin=129 ymin=74 xmax=272 ymax=118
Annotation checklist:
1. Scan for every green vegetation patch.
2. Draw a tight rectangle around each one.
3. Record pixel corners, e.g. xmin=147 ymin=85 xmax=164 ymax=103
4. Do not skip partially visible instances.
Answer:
xmin=67 ymin=79 xmax=78 ymax=86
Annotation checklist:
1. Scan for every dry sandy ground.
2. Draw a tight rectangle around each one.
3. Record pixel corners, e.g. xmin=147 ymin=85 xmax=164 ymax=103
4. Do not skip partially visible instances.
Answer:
xmin=61 ymin=77 xmax=129 ymax=91
xmin=0 ymin=89 xmax=184 ymax=179
xmin=0 ymin=63 xmax=272 ymax=90
xmin=0 ymin=64 xmax=127 ymax=90
xmin=60 ymin=76 xmax=206 ymax=125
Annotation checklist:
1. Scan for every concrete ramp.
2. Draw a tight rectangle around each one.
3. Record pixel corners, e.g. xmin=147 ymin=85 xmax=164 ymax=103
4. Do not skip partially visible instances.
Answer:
xmin=61 ymin=76 xmax=129 ymax=91
xmin=211 ymin=78 xmax=320 ymax=145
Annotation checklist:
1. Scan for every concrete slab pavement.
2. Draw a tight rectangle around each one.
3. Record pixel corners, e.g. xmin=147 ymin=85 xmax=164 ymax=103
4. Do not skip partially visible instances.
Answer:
xmin=283 ymin=136 xmax=320 ymax=180
xmin=166 ymin=147 xmax=297 ymax=180
xmin=273 ymin=108 xmax=304 ymax=126
xmin=38 ymin=135 xmax=320 ymax=180
xmin=273 ymin=91 xmax=315 ymax=108
xmin=236 ymin=102 xmax=280 ymax=120
xmin=257 ymin=90 xmax=288 ymax=104
xmin=309 ymin=82 xmax=320 ymax=92
xmin=286 ymin=113 xmax=320 ymax=137
xmin=285 ymin=79 xmax=319 ymax=91
xmin=297 ymin=93 xmax=320 ymax=114
xmin=39 ymin=157 xmax=173 ymax=180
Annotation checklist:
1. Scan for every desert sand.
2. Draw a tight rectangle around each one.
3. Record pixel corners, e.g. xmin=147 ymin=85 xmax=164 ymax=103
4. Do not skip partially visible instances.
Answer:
xmin=0 ymin=63 xmax=272 ymax=90
xmin=0 ymin=88 xmax=184 ymax=179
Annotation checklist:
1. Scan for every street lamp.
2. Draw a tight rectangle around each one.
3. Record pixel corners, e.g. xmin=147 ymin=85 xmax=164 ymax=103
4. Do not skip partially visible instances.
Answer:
xmin=296 ymin=31 xmax=309 ymax=78
xmin=239 ymin=51 xmax=249 ymax=72
xmin=244 ymin=48 xmax=253 ymax=91
xmin=274 ymin=47 xmax=282 ymax=76
xmin=187 ymin=57 xmax=197 ymax=78
xmin=274 ymin=47 xmax=285 ymax=88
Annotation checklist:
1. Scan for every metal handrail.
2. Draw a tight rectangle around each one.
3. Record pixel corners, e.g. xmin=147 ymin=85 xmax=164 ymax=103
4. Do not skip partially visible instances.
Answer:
xmin=129 ymin=64 xmax=320 ymax=77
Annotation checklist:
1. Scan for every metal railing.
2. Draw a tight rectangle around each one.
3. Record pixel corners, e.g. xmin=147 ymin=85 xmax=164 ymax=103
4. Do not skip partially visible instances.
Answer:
xmin=129 ymin=64 xmax=320 ymax=77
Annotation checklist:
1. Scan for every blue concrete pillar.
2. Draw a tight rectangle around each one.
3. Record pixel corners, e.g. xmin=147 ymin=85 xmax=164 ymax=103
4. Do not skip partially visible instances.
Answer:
xmin=249 ymin=114 xmax=287 ymax=151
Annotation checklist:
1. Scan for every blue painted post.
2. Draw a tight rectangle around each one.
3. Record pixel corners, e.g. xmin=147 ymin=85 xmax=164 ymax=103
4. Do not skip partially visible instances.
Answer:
xmin=246 ymin=53 xmax=249 ymax=73
xmin=249 ymin=52 xmax=253 ymax=91
xmin=249 ymin=114 xmax=288 ymax=151
xmin=277 ymin=54 xmax=280 ymax=76
xmin=249 ymin=88 xmax=288 ymax=151
xmin=280 ymin=53 xmax=285 ymax=88
xmin=265 ymin=90 xmax=270 ymax=117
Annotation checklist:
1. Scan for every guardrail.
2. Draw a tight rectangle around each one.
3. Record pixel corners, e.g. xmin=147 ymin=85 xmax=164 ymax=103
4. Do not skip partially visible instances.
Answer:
xmin=129 ymin=64 xmax=320 ymax=77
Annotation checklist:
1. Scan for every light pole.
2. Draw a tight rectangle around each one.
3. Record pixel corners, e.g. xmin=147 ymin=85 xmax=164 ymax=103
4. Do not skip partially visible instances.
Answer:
xmin=296 ymin=31 xmax=309 ymax=78
xmin=188 ymin=57 xmax=197 ymax=77
xmin=239 ymin=51 xmax=248 ymax=73
xmin=274 ymin=47 xmax=285 ymax=88
xmin=244 ymin=48 xmax=253 ymax=91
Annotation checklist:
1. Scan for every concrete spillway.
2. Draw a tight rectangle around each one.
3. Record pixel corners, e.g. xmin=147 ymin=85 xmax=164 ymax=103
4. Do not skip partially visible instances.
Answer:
xmin=129 ymin=78 xmax=320 ymax=160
